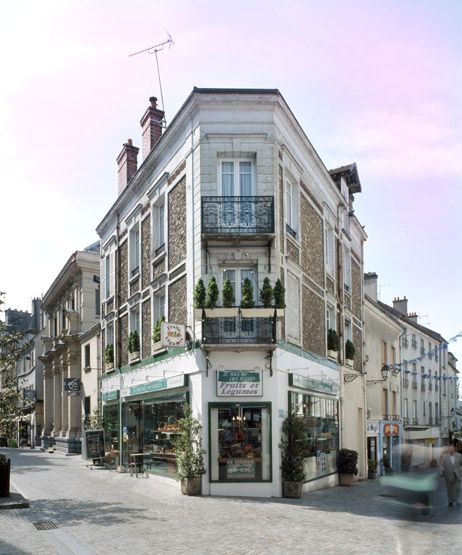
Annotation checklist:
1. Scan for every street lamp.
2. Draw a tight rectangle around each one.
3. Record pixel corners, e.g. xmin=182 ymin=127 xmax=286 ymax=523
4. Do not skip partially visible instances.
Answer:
xmin=366 ymin=364 xmax=392 ymax=386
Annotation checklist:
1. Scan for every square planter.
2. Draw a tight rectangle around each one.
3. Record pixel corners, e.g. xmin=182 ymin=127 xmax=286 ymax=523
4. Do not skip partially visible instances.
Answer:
xmin=282 ymin=480 xmax=303 ymax=498
xmin=339 ymin=473 xmax=354 ymax=486
xmin=129 ymin=351 xmax=140 ymax=362
xmin=180 ymin=477 xmax=202 ymax=496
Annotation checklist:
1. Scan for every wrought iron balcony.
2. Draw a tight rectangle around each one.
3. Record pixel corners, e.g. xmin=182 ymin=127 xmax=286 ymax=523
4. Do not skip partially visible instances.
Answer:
xmin=202 ymin=196 xmax=274 ymax=236
xmin=202 ymin=313 xmax=275 ymax=346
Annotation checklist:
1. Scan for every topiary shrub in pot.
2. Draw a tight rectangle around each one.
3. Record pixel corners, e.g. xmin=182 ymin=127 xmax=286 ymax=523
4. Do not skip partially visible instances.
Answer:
xmin=259 ymin=277 xmax=273 ymax=308
xmin=279 ymin=413 xmax=309 ymax=498
xmin=327 ymin=329 xmax=339 ymax=358
xmin=337 ymin=448 xmax=358 ymax=486
xmin=345 ymin=339 xmax=355 ymax=366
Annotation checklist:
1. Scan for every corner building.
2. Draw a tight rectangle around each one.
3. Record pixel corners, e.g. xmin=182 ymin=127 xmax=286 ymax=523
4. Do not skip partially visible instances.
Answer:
xmin=97 ymin=89 xmax=367 ymax=496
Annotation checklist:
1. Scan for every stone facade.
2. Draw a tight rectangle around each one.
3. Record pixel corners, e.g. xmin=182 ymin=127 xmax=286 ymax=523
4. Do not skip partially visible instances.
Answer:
xmin=351 ymin=258 xmax=362 ymax=320
xmin=141 ymin=216 xmax=151 ymax=289
xmin=168 ymin=275 xmax=187 ymax=325
xmin=353 ymin=324 xmax=362 ymax=372
xmin=326 ymin=275 xmax=335 ymax=296
xmin=168 ymin=177 xmax=186 ymax=270
xmin=279 ymin=165 xmax=284 ymax=251
xmin=300 ymin=195 xmax=324 ymax=287
xmin=119 ymin=241 xmax=128 ymax=306
xmin=129 ymin=276 xmax=140 ymax=297
xmin=302 ymin=285 xmax=325 ymax=357
xmin=142 ymin=299 xmax=152 ymax=359
xmin=153 ymin=257 xmax=166 ymax=280
xmin=119 ymin=313 xmax=128 ymax=367
xmin=286 ymin=239 xmax=299 ymax=265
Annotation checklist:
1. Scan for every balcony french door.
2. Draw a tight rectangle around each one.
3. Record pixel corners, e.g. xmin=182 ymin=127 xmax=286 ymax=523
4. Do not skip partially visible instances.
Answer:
xmin=223 ymin=269 xmax=257 ymax=339
xmin=221 ymin=160 xmax=255 ymax=230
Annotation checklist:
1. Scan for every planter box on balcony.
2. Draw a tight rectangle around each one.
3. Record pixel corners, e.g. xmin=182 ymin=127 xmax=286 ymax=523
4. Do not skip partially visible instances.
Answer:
xmin=328 ymin=350 xmax=338 ymax=360
xmin=240 ymin=308 xmax=274 ymax=318
xmin=129 ymin=351 xmax=140 ymax=362
xmin=205 ymin=308 xmax=239 ymax=318
xmin=345 ymin=359 xmax=354 ymax=367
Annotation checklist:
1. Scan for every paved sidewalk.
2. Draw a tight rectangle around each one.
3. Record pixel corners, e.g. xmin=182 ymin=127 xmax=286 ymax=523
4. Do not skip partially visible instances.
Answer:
xmin=0 ymin=448 xmax=461 ymax=555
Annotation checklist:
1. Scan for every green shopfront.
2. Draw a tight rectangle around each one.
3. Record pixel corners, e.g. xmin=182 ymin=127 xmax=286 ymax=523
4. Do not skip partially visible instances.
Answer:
xmin=102 ymin=374 xmax=188 ymax=475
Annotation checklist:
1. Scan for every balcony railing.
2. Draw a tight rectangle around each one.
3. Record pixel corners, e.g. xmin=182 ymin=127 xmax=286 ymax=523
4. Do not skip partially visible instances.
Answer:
xmin=202 ymin=196 xmax=275 ymax=235
xmin=202 ymin=314 xmax=275 ymax=346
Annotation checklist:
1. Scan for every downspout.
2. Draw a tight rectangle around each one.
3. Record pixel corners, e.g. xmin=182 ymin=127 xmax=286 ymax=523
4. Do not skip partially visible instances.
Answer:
xmin=336 ymin=203 xmax=345 ymax=449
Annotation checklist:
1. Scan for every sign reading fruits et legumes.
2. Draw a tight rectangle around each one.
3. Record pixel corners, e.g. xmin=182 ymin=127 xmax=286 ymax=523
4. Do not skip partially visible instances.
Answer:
xmin=217 ymin=370 xmax=263 ymax=397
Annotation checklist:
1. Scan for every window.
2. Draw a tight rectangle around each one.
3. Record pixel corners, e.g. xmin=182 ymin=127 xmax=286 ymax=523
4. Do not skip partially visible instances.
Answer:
xmin=84 ymin=396 xmax=91 ymax=419
xmin=222 ymin=268 xmax=257 ymax=306
xmin=403 ymin=398 xmax=408 ymax=418
xmin=382 ymin=341 xmax=388 ymax=366
xmin=344 ymin=319 xmax=352 ymax=342
xmin=392 ymin=391 xmax=397 ymax=417
xmin=382 ymin=388 xmax=388 ymax=417
xmin=106 ymin=322 xmax=114 ymax=350
xmin=413 ymin=400 xmax=417 ymax=420
xmin=326 ymin=303 xmax=336 ymax=334
xmin=104 ymin=253 xmax=114 ymax=299
xmin=129 ymin=223 xmax=140 ymax=276
xmin=95 ymin=288 xmax=100 ymax=317
xmin=411 ymin=334 xmax=417 ymax=349
xmin=324 ymin=223 xmax=335 ymax=276
xmin=429 ymin=402 xmax=432 ymax=424
xmin=84 ymin=345 xmax=90 ymax=369
xmin=285 ymin=179 xmax=299 ymax=236
xmin=435 ymin=402 xmax=439 ymax=423
xmin=154 ymin=293 xmax=165 ymax=323
xmin=130 ymin=306 xmax=140 ymax=334
xmin=153 ymin=201 xmax=165 ymax=254
xmin=343 ymin=247 xmax=351 ymax=291
xmin=391 ymin=347 xmax=396 ymax=369
xmin=420 ymin=338 xmax=424 ymax=355
xmin=209 ymin=403 xmax=271 ymax=482
xmin=435 ymin=345 xmax=438 ymax=362
xmin=286 ymin=272 xmax=300 ymax=342
xmin=423 ymin=401 xmax=426 ymax=417
xmin=220 ymin=160 xmax=255 ymax=196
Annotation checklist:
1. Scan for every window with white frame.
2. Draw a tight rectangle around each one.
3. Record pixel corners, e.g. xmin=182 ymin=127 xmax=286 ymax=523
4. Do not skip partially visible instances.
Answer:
xmin=129 ymin=223 xmax=140 ymax=277
xmin=130 ymin=306 xmax=140 ymax=335
xmin=343 ymin=247 xmax=351 ymax=291
xmin=106 ymin=322 xmax=114 ymax=349
xmin=153 ymin=200 xmax=165 ymax=255
xmin=344 ymin=318 xmax=352 ymax=342
xmin=220 ymin=159 xmax=255 ymax=196
xmin=222 ymin=268 xmax=257 ymax=306
xmin=285 ymin=179 xmax=299 ymax=237
xmin=104 ymin=252 xmax=114 ymax=299
xmin=153 ymin=292 xmax=166 ymax=323
xmin=326 ymin=303 xmax=336 ymax=334
xmin=286 ymin=272 xmax=300 ymax=342
xmin=324 ymin=223 xmax=335 ymax=276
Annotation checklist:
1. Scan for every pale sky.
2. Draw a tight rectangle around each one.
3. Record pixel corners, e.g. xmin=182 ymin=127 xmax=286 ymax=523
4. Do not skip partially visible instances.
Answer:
xmin=1 ymin=0 xmax=461 ymax=368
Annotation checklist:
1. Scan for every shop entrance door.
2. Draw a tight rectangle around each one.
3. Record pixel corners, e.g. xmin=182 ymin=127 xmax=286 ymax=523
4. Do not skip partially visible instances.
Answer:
xmin=122 ymin=401 xmax=142 ymax=465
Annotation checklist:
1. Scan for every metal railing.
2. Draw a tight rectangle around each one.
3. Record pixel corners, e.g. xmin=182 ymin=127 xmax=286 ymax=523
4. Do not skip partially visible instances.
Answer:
xmin=202 ymin=196 xmax=274 ymax=235
xmin=202 ymin=314 xmax=275 ymax=345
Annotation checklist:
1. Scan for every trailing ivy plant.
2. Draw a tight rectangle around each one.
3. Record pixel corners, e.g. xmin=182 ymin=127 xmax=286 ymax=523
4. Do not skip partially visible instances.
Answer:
xmin=193 ymin=278 xmax=206 ymax=309
xmin=241 ymin=277 xmax=255 ymax=308
xmin=273 ymin=278 xmax=286 ymax=309
xmin=205 ymin=276 xmax=219 ymax=308
xmin=259 ymin=277 xmax=273 ymax=308
xmin=222 ymin=278 xmax=235 ymax=308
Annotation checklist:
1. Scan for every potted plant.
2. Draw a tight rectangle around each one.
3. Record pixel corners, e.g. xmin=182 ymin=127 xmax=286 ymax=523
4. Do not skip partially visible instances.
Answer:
xmin=345 ymin=339 xmax=355 ymax=366
xmin=222 ymin=278 xmax=235 ymax=308
xmin=368 ymin=459 xmax=377 ymax=480
xmin=327 ymin=328 xmax=339 ymax=359
xmin=337 ymin=448 xmax=358 ymax=486
xmin=173 ymin=403 xmax=206 ymax=496
xmin=194 ymin=278 xmax=206 ymax=309
xmin=273 ymin=278 xmax=286 ymax=315
xmin=104 ymin=344 xmax=114 ymax=369
xmin=127 ymin=330 xmax=140 ymax=361
xmin=259 ymin=277 xmax=273 ymax=308
xmin=0 ymin=454 xmax=10 ymax=497
xmin=152 ymin=316 xmax=166 ymax=352
xmin=205 ymin=276 xmax=219 ymax=309
xmin=279 ymin=413 xmax=309 ymax=498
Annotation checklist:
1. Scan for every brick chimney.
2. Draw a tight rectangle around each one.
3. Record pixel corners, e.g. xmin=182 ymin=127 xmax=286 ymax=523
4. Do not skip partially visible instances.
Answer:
xmin=393 ymin=296 xmax=408 ymax=315
xmin=140 ymin=96 xmax=164 ymax=160
xmin=364 ymin=272 xmax=378 ymax=301
xmin=117 ymin=139 xmax=139 ymax=196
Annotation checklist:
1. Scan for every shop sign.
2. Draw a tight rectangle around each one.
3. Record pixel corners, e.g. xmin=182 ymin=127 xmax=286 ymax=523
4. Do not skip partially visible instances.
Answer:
xmin=226 ymin=458 xmax=256 ymax=479
xmin=383 ymin=423 xmax=399 ymax=437
xmin=161 ymin=322 xmax=186 ymax=347
xmin=64 ymin=378 xmax=81 ymax=395
xmin=217 ymin=370 xmax=263 ymax=397
xmin=102 ymin=390 xmax=119 ymax=402
xmin=129 ymin=374 xmax=187 ymax=396
xmin=289 ymin=373 xmax=336 ymax=394
xmin=83 ymin=429 xmax=105 ymax=460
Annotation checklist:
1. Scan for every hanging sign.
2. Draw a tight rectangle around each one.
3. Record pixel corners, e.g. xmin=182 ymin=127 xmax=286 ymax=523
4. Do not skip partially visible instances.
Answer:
xmin=64 ymin=378 xmax=81 ymax=395
xmin=217 ymin=370 xmax=263 ymax=397
xmin=383 ymin=423 xmax=400 ymax=437
xmin=161 ymin=322 xmax=186 ymax=347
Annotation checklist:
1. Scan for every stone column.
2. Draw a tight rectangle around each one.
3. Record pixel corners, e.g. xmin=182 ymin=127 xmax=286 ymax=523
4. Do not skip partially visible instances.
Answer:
xmin=42 ymin=364 xmax=54 ymax=437
xmin=67 ymin=343 xmax=82 ymax=442
xmin=60 ymin=353 xmax=69 ymax=437
xmin=52 ymin=360 xmax=62 ymax=437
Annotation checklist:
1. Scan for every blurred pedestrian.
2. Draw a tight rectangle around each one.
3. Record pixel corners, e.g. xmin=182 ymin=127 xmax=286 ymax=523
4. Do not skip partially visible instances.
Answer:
xmin=440 ymin=444 xmax=462 ymax=507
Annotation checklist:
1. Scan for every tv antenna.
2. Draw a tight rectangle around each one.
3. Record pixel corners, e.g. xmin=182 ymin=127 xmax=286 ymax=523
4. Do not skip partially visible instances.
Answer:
xmin=129 ymin=31 xmax=174 ymax=124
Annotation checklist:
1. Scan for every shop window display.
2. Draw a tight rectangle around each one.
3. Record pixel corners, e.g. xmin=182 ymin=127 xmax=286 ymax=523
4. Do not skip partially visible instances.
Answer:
xmin=210 ymin=403 xmax=271 ymax=482
xmin=289 ymin=392 xmax=339 ymax=480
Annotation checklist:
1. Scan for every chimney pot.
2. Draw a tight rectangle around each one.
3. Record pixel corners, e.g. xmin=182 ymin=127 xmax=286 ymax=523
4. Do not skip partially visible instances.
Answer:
xmin=140 ymin=96 xmax=165 ymax=160
xmin=117 ymin=139 xmax=139 ymax=195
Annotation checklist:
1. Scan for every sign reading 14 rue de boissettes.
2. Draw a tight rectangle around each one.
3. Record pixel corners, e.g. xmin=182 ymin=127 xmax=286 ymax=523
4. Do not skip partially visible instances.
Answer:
xmin=217 ymin=370 xmax=263 ymax=397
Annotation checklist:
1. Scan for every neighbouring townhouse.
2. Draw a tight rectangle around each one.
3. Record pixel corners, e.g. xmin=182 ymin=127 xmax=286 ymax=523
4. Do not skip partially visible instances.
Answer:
xmin=40 ymin=247 xmax=100 ymax=453
xmin=364 ymin=273 xmax=404 ymax=475
xmin=97 ymin=88 xmax=367 ymax=496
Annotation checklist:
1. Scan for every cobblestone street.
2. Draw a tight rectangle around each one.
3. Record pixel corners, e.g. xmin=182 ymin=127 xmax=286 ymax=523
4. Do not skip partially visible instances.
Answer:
xmin=0 ymin=448 xmax=461 ymax=555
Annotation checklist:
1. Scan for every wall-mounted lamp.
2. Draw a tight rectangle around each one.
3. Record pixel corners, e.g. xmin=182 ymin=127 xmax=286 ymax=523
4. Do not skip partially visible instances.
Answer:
xmin=366 ymin=364 xmax=391 ymax=386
